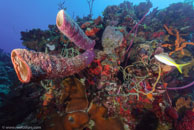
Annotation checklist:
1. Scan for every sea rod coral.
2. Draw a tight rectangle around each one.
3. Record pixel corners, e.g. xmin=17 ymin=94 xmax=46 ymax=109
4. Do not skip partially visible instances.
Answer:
xmin=11 ymin=10 xmax=96 ymax=83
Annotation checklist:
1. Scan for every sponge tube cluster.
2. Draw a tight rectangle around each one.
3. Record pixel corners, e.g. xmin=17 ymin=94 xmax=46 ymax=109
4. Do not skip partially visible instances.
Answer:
xmin=11 ymin=10 xmax=95 ymax=83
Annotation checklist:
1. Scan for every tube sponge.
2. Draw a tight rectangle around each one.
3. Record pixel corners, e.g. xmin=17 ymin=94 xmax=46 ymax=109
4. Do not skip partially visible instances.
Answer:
xmin=11 ymin=10 xmax=96 ymax=83
xmin=11 ymin=49 xmax=94 ymax=83
xmin=56 ymin=10 xmax=95 ymax=50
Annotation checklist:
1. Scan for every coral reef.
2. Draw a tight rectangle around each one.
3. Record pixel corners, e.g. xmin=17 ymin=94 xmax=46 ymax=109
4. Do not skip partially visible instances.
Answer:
xmin=5 ymin=0 xmax=194 ymax=129
xmin=21 ymin=25 xmax=60 ymax=52
xmin=144 ymin=2 xmax=194 ymax=34
xmin=39 ymin=77 xmax=125 ymax=130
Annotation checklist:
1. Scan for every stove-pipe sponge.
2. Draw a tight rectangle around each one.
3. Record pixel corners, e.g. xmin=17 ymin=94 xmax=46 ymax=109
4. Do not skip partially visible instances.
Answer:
xmin=11 ymin=49 xmax=94 ymax=83
xmin=56 ymin=10 xmax=95 ymax=50
xmin=11 ymin=10 xmax=96 ymax=83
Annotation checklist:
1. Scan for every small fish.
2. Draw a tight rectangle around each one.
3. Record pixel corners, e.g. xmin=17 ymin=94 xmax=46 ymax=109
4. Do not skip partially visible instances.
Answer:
xmin=154 ymin=53 xmax=190 ymax=73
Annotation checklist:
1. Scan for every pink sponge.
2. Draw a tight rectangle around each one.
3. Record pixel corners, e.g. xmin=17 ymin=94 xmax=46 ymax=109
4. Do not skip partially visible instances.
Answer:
xmin=11 ymin=10 xmax=95 ymax=83
xmin=11 ymin=49 xmax=94 ymax=83
xmin=56 ymin=10 xmax=95 ymax=50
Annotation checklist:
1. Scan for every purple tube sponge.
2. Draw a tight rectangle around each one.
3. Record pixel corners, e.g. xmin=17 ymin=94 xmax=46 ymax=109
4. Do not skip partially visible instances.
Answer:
xmin=56 ymin=10 xmax=95 ymax=50
xmin=11 ymin=10 xmax=96 ymax=83
xmin=11 ymin=49 xmax=94 ymax=83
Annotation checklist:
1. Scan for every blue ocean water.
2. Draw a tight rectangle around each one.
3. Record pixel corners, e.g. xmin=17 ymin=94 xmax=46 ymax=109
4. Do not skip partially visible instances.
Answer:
xmin=0 ymin=0 xmax=184 ymax=52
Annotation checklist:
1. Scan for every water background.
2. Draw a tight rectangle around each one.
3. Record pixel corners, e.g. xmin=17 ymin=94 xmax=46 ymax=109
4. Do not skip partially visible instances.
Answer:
xmin=0 ymin=0 xmax=184 ymax=52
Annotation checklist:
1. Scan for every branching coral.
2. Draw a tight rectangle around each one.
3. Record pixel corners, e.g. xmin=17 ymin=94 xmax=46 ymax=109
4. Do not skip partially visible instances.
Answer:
xmin=162 ymin=24 xmax=194 ymax=55
xmin=175 ymin=96 xmax=193 ymax=111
